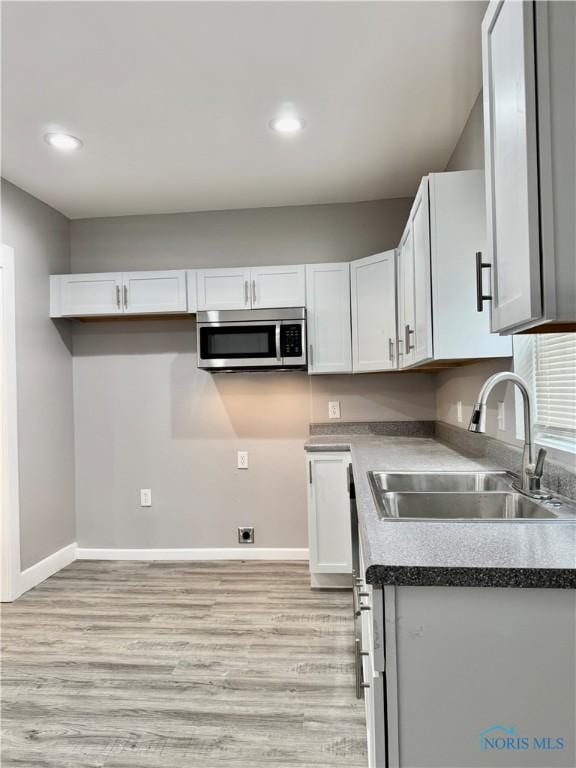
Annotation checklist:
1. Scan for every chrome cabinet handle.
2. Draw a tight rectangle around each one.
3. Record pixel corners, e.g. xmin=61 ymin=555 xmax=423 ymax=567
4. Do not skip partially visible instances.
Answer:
xmin=309 ymin=344 xmax=314 ymax=368
xmin=308 ymin=461 xmax=313 ymax=485
xmin=354 ymin=638 xmax=363 ymax=698
xmin=123 ymin=285 xmax=128 ymax=309
xmin=359 ymin=604 xmax=371 ymax=612
xmin=116 ymin=285 xmax=121 ymax=309
xmin=388 ymin=338 xmax=395 ymax=363
xmin=397 ymin=338 xmax=403 ymax=357
xmin=244 ymin=280 xmax=249 ymax=306
xmin=475 ymin=251 xmax=493 ymax=312
xmin=252 ymin=280 xmax=257 ymax=306
xmin=405 ymin=324 xmax=414 ymax=353
xmin=354 ymin=638 xmax=370 ymax=698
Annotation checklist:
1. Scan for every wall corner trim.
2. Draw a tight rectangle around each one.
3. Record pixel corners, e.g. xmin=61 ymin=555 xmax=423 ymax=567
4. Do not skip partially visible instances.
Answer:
xmin=76 ymin=547 xmax=309 ymax=561
xmin=17 ymin=542 xmax=77 ymax=598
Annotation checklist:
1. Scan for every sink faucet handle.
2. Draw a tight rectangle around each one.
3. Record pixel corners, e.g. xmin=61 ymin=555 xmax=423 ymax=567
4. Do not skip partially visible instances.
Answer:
xmin=526 ymin=448 xmax=547 ymax=491
xmin=534 ymin=448 xmax=547 ymax=480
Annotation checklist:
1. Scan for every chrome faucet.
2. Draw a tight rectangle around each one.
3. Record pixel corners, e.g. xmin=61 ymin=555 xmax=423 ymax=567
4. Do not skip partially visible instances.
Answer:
xmin=468 ymin=372 xmax=549 ymax=498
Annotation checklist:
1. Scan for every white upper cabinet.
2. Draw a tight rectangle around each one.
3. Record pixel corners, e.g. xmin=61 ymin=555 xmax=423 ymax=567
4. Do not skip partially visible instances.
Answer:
xmin=397 ymin=171 xmax=512 ymax=370
xmin=305 ymin=263 xmax=352 ymax=374
xmin=482 ymin=0 xmax=576 ymax=334
xmin=411 ymin=181 xmax=433 ymax=365
xmin=196 ymin=265 xmax=305 ymax=311
xmin=196 ymin=267 xmax=251 ymax=311
xmin=397 ymin=228 xmax=415 ymax=368
xmin=397 ymin=180 xmax=432 ymax=368
xmin=351 ymin=251 xmax=397 ymax=373
xmin=250 ymin=265 xmax=305 ymax=309
xmin=51 ymin=273 xmax=123 ymax=317
xmin=482 ymin=0 xmax=541 ymax=332
xmin=123 ymin=270 xmax=187 ymax=314
xmin=50 ymin=270 xmax=189 ymax=317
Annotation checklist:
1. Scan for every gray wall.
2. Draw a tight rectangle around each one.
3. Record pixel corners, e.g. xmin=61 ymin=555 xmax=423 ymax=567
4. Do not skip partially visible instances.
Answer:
xmin=70 ymin=198 xmax=437 ymax=549
xmin=70 ymin=198 xmax=412 ymax=272
xmin=438 ymin=93 xmax=518 ymax=445
xmin=1 ymin=179 xmax=76 ymax=569
xmin=445 ymin=92 xmax=485 ymax=173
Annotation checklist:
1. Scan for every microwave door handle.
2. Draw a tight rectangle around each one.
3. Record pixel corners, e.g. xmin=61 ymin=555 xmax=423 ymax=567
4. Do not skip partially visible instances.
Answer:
xmin=275 ymin=323 xmax=281 ymax=361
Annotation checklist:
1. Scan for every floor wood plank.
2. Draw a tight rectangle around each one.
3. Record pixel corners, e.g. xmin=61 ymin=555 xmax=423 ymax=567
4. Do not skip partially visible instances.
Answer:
xmin=1 ymin=561 xmax=367 ymax=767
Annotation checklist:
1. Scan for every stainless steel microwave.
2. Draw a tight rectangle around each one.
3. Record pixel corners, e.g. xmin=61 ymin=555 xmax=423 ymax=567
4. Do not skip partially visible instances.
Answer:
xmin=196 ymin=308 xmax=307 ymax=372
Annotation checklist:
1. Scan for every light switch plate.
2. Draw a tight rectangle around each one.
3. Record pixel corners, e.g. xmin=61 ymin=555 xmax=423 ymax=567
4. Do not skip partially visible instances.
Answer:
xmin=237 ymin=451 xmax=249 ymax=469
xmin=328 ymin=401 xmax=341 ymax=419
xmin=140 ymin=488 xmax=152 ymax=507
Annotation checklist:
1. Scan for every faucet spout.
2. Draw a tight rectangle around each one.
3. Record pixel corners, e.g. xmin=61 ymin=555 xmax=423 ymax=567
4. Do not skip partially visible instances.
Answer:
xmin=467 ymin=372 xmax=542 ymax=495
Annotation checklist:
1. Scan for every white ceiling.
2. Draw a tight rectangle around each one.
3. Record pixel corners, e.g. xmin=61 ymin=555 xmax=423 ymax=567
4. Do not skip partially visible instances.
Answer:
xmin=2 ymin=1 xmax=486 ymax=220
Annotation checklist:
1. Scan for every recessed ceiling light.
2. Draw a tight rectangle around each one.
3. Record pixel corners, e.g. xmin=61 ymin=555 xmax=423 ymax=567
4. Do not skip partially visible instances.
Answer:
xmin=44 ymin=132 xmax=83 ymax=151
xmin=270 ymin=116 xmax=305 ymax=135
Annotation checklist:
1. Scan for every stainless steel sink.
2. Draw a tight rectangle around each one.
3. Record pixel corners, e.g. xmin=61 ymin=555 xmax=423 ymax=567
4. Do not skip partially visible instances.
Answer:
xmin=370 ymin=470 xmax=513 ymax=493
xmin=368 ymin=471 xmax=576 ymax=522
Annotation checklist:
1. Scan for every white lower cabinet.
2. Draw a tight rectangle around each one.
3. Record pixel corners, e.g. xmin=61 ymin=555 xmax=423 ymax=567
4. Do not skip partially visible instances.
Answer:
xmin=306 ymin=451 xmax=352 ymax=588
xmin=366 ymin=583 xmax=576 ymax=768
xmin=305 ymin=262 xmax=352 ymax=374
xmin=357 ymin=540 xmax=386 ymax=768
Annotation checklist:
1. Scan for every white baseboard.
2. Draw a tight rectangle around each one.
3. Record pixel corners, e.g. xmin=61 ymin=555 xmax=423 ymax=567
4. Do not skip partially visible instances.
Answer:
xmin=76 ymin=547 xmax=309 ymax=561
xmin=18 ymin=542 xmax=77 ymax=597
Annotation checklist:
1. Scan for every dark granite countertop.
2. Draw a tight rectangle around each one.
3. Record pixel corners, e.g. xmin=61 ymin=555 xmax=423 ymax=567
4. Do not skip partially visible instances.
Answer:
xmin=305 ymin=434 xmax=576 ymax=589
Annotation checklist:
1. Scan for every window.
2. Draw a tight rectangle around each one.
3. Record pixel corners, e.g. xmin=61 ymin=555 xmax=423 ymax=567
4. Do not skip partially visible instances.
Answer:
xmin=514 ymin=333 xmax=576 ymax=454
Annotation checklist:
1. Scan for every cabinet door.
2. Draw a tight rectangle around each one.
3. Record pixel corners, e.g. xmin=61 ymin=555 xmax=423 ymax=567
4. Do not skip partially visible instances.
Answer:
xmin=483 ymin=0 xmax=542 ymax=332
xmin=250 ymin=265 xmax=305 ymax=309
xmin=351 ymin=251 xmax=397 ymax=372
xmin=307 ymin=453 xmax=352 ymax=574
xmin=196 ymin=268 xmax=251 ymax=311
xmin=55 ymin=273 xmax=122 ymax=317
xmin=397 ymin=229 xmax=415 ymax=368
xmin=123 ymin=271 xmax=187 ymax=314
xmin=305 ymin=263 xmax=352 ymax=374
xmin=411 ymin=179 xmax=433 ymax=365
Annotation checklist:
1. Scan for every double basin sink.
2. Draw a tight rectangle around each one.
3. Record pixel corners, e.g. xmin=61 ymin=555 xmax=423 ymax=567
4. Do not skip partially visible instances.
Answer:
xmin=368 ymin=471 xmax=576 ymax=522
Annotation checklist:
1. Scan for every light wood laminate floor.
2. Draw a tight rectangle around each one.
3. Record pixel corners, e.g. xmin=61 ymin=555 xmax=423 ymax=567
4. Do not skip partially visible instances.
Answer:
xmin=1 ymin=560 xmax=367 ymax=767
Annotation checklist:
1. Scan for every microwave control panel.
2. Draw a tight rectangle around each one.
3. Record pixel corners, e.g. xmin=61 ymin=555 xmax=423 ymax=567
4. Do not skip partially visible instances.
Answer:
xmin=280 ymin=324 xmax=303 ymax=358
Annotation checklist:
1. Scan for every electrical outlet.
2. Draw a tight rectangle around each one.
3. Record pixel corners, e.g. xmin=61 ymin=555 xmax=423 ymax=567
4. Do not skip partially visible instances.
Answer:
xmin=328 ymin=401 xmax=341 ymax=419
xmin=497 ymin=401 xmax=506 ymax=431
xmin=238 ymin=526 xmax=254 ymax=544
xmin=237 ymin=451 xmax=249 ymax=469
xmin=457 ymin=400 xmax=463 ymax=423
xmin=140 ymin=488 xmax=152 ymax=507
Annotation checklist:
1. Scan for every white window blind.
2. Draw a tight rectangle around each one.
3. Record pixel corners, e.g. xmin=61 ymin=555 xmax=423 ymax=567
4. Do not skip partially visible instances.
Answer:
xmin=514 ymin=333 xmax=576 ymax=454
